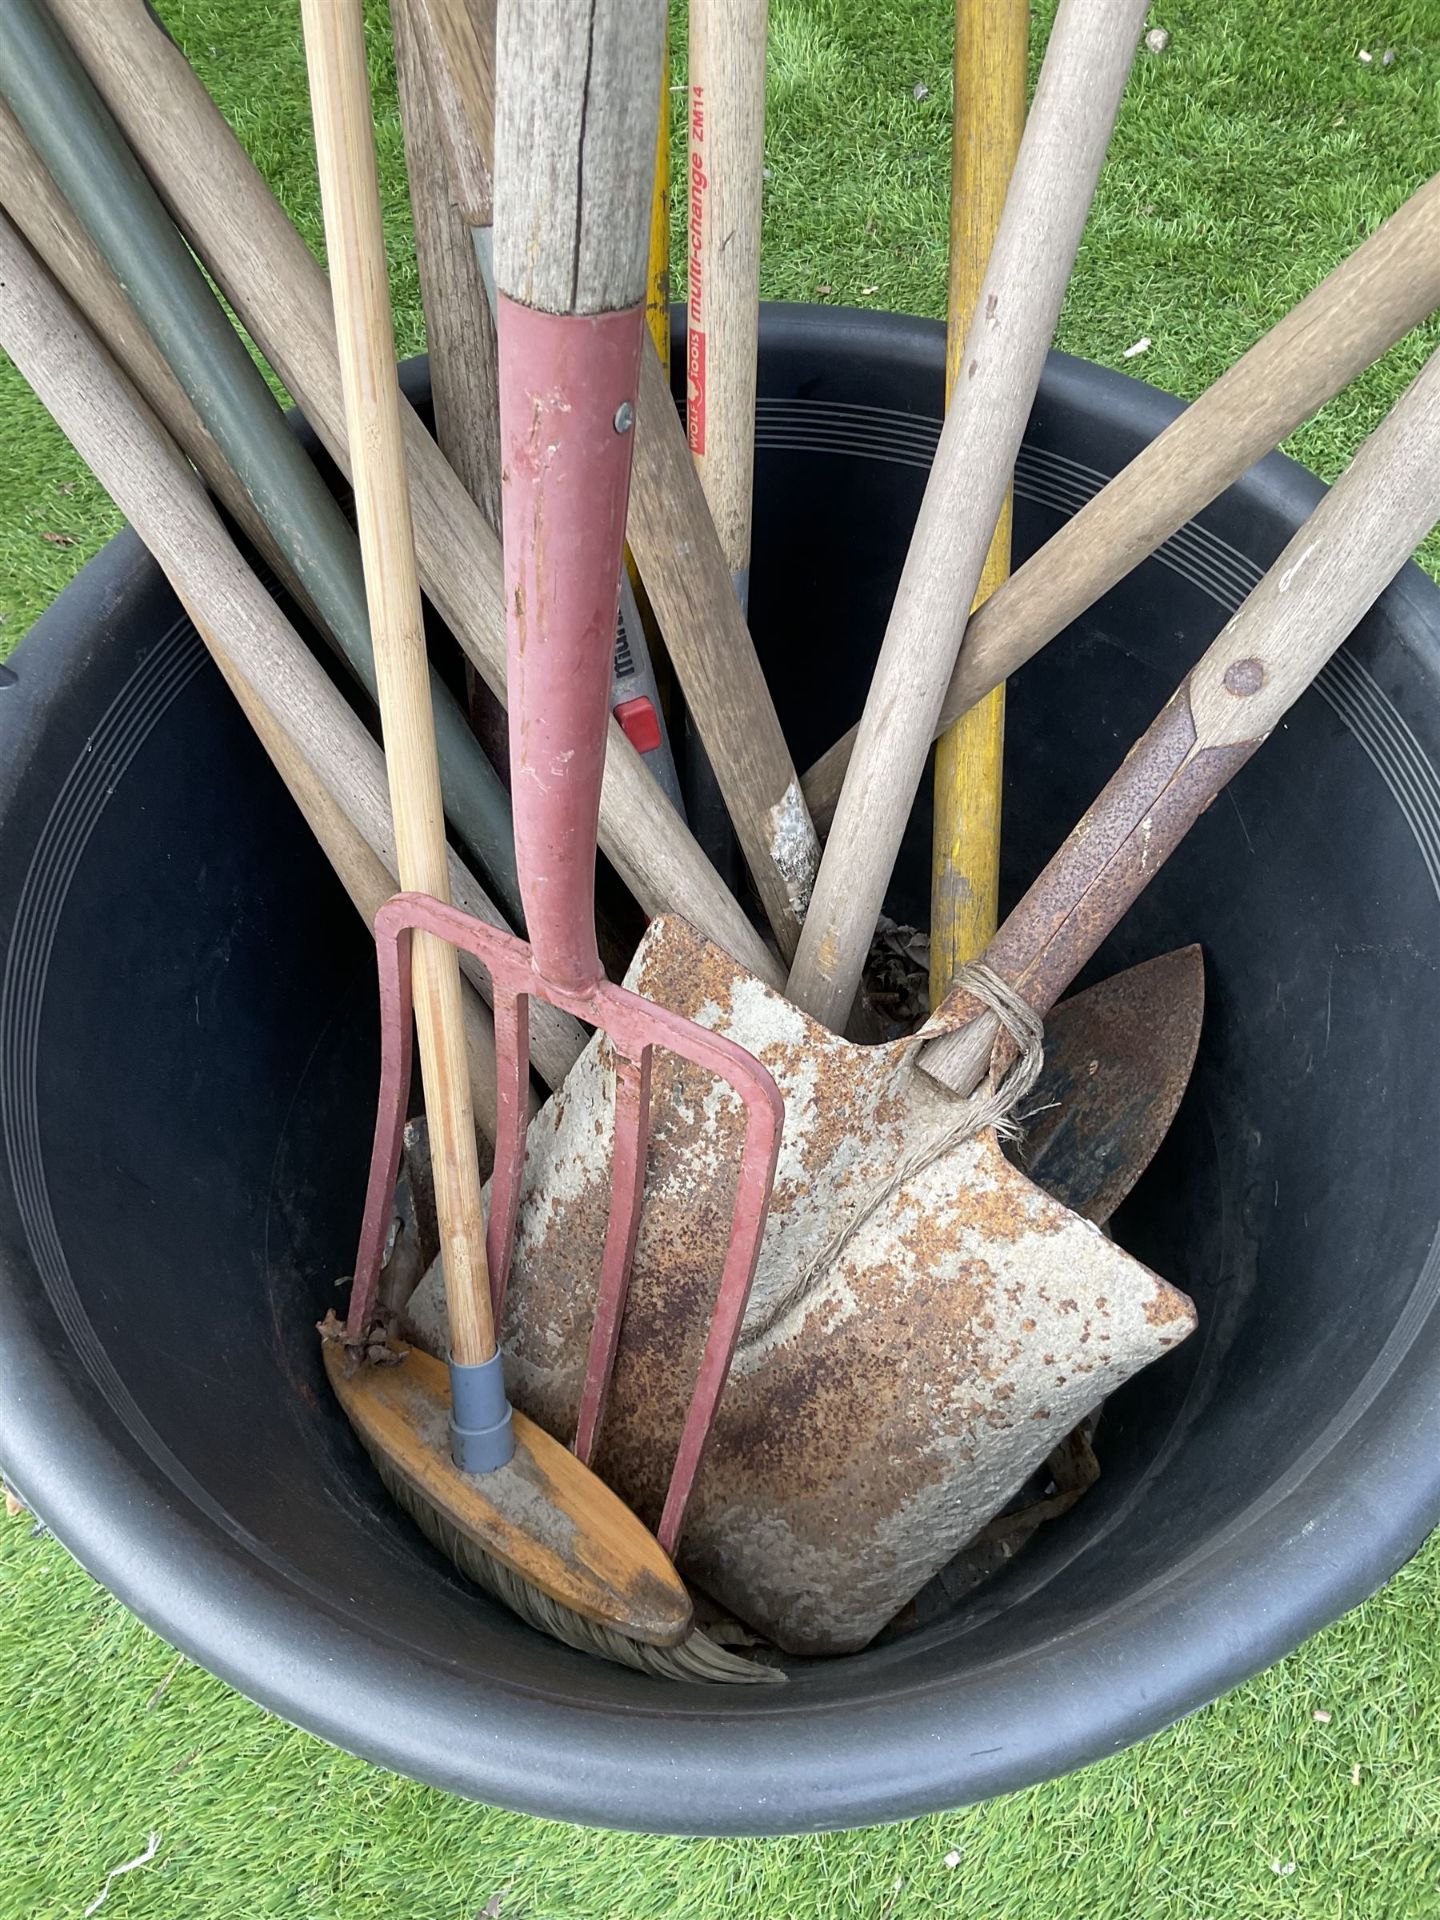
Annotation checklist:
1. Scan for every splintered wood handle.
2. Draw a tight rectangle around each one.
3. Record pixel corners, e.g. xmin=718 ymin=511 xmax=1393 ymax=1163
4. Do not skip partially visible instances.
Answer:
xmin=802 ymin=167 xmax=1440 ymax=834
xmin=410 ymin=0 xmax=496 ymax=228
xmin=302 ymin=0 xmax=494 ymax=1366
xmin=493 ymin=0 xmax=664 ymax=317
xmin=786 ymin=0 xmax=1150 ymax=1034
xmin=921 ymin=341 xmax=1440 ymax=1097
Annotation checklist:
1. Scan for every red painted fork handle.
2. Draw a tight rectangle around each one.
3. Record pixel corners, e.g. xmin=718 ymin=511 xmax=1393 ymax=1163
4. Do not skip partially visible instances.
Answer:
xmin=496 ymin=295 xmax=645 ymax=996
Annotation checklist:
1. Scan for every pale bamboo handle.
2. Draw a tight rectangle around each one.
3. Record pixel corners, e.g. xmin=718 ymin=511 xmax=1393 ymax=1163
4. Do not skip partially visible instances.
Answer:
xmin=921 ymin=341 xmax=1440 ymax=1096
xmin=786 ymin=0 xmax=1149 ymax=1033
xmin=493 ymin=0 xmax=665 ymax=316
xmin=687 ymin=0 xmax=767 ymax=583
xmin=802 ymin=167 xmax=1440 ymax=833
xmin=302 ymin=0 xmax=493 ymax=1365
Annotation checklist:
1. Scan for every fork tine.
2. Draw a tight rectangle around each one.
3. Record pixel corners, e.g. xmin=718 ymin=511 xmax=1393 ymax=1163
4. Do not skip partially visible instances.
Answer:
xmin=574 ymin=1045 xmax=653 ymax=1464
xmin=346 ymin=911 xmax=416 ymax=1341
xmin=656 ymin=1060 xmax=783 ymax=1554
xmin=486 ymin=986 xmax=530 ymax=1329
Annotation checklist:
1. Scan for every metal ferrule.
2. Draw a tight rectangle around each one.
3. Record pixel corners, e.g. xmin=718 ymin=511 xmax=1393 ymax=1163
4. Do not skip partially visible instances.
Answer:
xmin=448 ymin=1350 xmax=515 ymax=1474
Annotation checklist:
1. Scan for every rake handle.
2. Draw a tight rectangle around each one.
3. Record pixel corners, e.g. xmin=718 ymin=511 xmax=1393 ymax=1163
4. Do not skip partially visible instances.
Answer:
xmin=921 ymin=342 xmax=1440 ymax=1096
xmin=302 ymin=0 xmax=494 ymax=1366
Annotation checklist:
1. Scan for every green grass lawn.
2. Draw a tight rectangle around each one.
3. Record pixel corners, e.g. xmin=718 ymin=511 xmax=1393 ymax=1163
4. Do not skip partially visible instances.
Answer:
xmin=3 ymin=0 xmax=1440 ymax=1912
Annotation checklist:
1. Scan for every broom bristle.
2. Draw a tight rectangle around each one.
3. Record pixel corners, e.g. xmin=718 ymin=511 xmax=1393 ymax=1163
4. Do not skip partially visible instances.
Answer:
xmin=367 ymin=1435 xmax=787 ymax=1685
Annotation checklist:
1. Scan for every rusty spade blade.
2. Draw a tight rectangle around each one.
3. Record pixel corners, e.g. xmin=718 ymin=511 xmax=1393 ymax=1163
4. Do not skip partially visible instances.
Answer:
xmin=406 ymin=913 xmax=1198 ymax=1654
xmin=412 ymin=916 xmax=1195 ymax=1655
xmin=1011 ymin=945 xmax=1205 ymax=1225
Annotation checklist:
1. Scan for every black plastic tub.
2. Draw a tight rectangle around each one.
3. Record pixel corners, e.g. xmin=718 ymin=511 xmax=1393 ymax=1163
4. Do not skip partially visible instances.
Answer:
xmin=2 ymin=306 xmax=1439 ymax=1835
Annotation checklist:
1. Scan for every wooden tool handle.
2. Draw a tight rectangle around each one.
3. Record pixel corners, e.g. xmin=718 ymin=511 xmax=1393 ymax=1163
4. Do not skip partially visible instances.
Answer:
xmin=802 ymin=168 xmax=1440 ymax=834
xmin=410 ymin=0 xmax=496 ymax=227
xmin=687 ymin=0 xmax=767 ymax=585
xmin=921 ymin=341 xmax=1440 ymax=1096
xmin=628 ymin=341 xmax=820 ymax=958
xmin=302 ymin=0 xmax=493 ymax=1366
xmin=48 ymin=0 xmax=783 ymax=991
xmin=929 ymin=0 xmax=1028 ymax=997
xmin=395 ymin=0 xmax=502 ymax=534
xmin=493 ymin=0 xmax=663 ymax=317
xmin=786 ymin=0 xmax=1149 ymax=1033
xmin=943 ymin=174 xmax=1440 ymax=752
xmin=403 ymin=0 xmax=816 ymax=960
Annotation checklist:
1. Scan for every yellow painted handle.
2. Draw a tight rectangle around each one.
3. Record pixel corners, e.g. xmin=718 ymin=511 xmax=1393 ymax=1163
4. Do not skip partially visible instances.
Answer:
xmin=622 ymin=30 xmax=673 ymax=690
xmin=930 ymin=0 xmax=1028 ymax=1000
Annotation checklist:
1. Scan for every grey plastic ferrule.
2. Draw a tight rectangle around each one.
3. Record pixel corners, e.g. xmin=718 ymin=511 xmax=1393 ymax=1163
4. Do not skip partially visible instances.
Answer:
xmin=448 ymin=1351 xmax=515 ymax=1475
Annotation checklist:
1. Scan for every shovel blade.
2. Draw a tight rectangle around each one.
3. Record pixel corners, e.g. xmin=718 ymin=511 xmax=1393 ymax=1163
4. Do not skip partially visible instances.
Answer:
xmin=1012 ymin=945 xmax=1205 ymax=1225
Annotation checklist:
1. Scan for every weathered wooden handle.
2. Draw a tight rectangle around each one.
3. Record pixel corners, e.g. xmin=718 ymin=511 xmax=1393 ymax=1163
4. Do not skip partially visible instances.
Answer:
xmin=45 ymin=0 xmax=780 ymax=990
xmin=686 ymin=0 xmax=767 ymax=584
xmin=802 ymin=167 xmax=1440 ymax=833
xmin=629 ymin=340 xmax=820 ymax=957
xmin=302 ymin=0 xmax=494 ymax=1366
xmin=785 ymin=0 xmax=1149 ymax=1033
xmin=493 ymin=0 xmax=664 ymax=317
xmin=920 ymin=341 xmax=1440 ymax=1096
